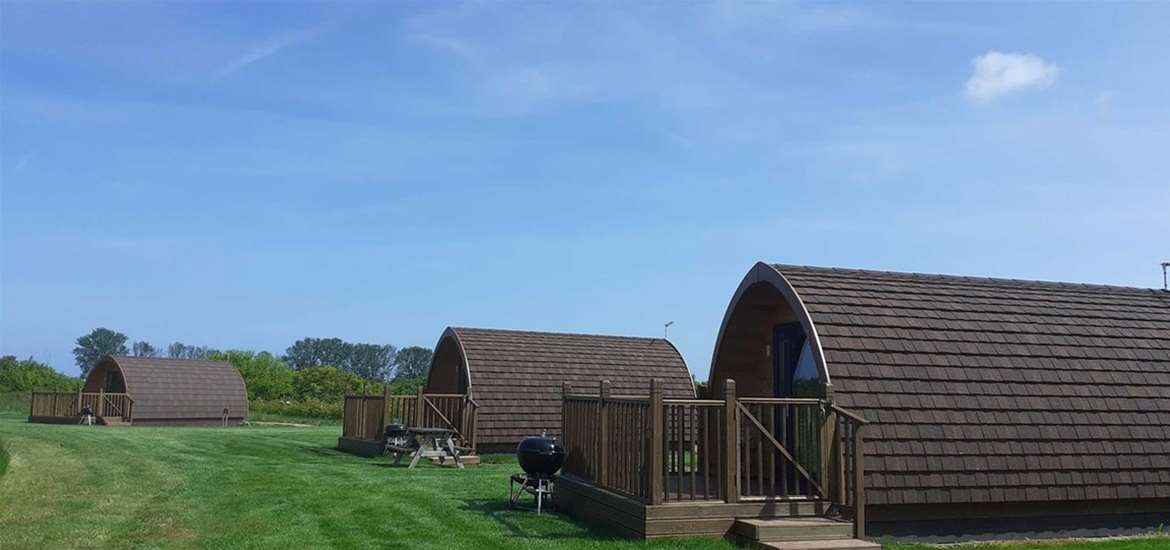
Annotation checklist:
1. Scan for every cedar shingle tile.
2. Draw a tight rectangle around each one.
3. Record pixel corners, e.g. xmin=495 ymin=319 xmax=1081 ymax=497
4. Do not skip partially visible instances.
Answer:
xmin=770 ymin=264 xmax=1170 ymax=506
xmin=429 ymin=327 xmax=693 ymax=448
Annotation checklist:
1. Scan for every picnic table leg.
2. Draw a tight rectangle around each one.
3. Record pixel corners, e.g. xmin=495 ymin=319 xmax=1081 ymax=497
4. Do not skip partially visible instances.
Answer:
xmin=445 ymin=436 xmax=464 ymax=469
xmin=408 ymin=437 xmax=425 ymax=469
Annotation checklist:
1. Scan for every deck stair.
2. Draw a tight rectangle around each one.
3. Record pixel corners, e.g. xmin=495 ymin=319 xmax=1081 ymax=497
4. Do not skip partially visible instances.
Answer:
xmin=730 ymin=518 xmax=879 ymax=550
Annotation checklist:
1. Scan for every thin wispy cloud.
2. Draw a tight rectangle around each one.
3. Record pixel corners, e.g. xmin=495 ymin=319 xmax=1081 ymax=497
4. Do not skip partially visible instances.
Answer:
xmin=217 ymin=27 xmax=321 ymax=77
xmin=965 ymin=51 xmax=1061 ymax=102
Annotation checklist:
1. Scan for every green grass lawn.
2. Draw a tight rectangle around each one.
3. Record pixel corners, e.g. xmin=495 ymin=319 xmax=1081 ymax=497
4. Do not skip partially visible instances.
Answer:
xmin=0 ymin=412 xmax=1165 ymax=550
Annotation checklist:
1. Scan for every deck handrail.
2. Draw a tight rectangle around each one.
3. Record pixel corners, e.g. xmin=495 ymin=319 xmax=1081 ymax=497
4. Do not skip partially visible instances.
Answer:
xmin=28 ymin=391 xmax=134 ymax=423
xmin=559 ymin=379 xmax=867 ymax=537
xmin=341 ymin=390 xmax=481 ymax=451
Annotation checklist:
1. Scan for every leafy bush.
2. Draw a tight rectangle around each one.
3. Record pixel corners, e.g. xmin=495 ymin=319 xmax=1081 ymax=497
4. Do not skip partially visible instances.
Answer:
xmin=0 ymin=356 xmax=81 ymax=393
xmin=387 ymin=376 xmax=425 ymax=396
xmin=211 ymin=351 xmax=295 ymax=401
xmin=0 ymin=392 xmax=31 ymax=414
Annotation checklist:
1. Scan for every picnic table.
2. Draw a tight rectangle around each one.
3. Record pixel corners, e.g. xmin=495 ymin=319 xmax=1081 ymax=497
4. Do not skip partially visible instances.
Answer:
xmin=385 ymin=426 xmax=472 ymax=469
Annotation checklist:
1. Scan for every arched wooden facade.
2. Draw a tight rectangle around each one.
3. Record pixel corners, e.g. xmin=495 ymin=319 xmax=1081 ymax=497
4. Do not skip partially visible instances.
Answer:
xmin=426 ymin=327 xmax=696 ymax=451
xmin=710 ymin=262 xmax=1170 ymax=524
xmin=86 ymin=356 xmax=248 ymax=425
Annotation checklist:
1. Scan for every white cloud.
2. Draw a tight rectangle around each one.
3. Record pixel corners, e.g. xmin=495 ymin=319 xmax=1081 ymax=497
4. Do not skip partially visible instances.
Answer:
xmin=218 ymin=28 xmax=320 ymax=77
xmin=965 ymin=51 xmax=1060 ymax=101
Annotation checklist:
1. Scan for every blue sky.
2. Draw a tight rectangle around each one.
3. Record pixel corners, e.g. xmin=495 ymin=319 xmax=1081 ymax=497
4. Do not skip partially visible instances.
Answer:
xmin=2 ymin=2 xmax=1168 ymax=378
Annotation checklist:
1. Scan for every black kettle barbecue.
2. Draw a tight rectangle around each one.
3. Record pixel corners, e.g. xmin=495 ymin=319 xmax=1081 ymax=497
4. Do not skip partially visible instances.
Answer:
xmin=516 ymin=433 xmax=565 ymax=477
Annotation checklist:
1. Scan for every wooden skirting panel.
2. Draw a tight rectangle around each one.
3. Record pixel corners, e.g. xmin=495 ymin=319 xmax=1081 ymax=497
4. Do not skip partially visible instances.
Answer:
xmin=29 ymin=416 xmax=245 ymax=427
xmin=555 ymin=476 xmax=833 ymax=539
xmin=555 ymin=476 xmax=646 ymax=538
xmin=869 ymin=499 xmax=1170 ymax=522
xmin=337 ymin=437 xmax=384 ymax=457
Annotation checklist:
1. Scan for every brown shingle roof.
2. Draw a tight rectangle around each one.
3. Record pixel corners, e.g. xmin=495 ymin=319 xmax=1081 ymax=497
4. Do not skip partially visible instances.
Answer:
xmin=93 ymin=356 xmax=249 ymax=421
xmin=772 ymin=264 xmax=1170 ymax=506
xmin=433 ymin=327 xmax=694 ymax=448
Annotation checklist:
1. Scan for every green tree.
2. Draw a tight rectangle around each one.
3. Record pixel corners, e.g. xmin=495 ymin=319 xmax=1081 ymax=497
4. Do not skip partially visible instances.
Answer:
xmin=348 ymin=343 xmax=397 ymax=381
xmin=167 ymin=342 xmax=218 ymax=360
xmin=284 ymin=338 xmax=352 ymax=371
xmin=210 ymin=350 xmax=294 ymax=401
xmin=132 ymin=341 xmax=157 ymax=357
xmin=0 ymin=356 xmax=82 ymax=392
xmin=292 ymin=366 xmax=364 ymax=402
xmin=392 ymin=346 xmax=432 ymax=380
xmin=73 ymin=328 xmax=128 ymax=376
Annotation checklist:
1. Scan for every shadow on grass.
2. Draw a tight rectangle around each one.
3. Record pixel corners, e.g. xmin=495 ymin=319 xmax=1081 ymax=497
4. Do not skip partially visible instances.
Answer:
xmin=459 ymin=498 xmax=628 ymax=542
xmin=302 ymin=446 xmax=351 ymax=458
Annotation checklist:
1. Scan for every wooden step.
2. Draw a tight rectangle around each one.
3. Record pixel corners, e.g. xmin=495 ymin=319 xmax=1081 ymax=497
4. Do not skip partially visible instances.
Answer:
xmin=732 ymin=517 xmax=853 ymax=542
xmin=98 ymin=417 xmax=127 ymax=426
xmin=754 ymin=539 xmax=881 ymax=550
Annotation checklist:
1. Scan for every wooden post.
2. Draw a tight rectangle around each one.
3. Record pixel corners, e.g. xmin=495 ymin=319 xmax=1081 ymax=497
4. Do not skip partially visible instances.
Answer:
xmin=561 ymin=382 xmax=571 ymax=445
xmin=647 ymin=379 xmax=664 ymax=505
xmin=853 ymin=423 xmax=866 ymax=539
xmin=561 ymin=382 xmax=570 ymax=440
xmin=722 ymin=379 xmax=738 ymax=503
xmin=821 ymin=409 xmax=837 ymax=501
xmin=469 ymin=397 xmax=479 ymax=451
xmin=598 ymin=380 xmax=611 ymax=487
xmin=836 ymin=418 xmax=847 ymax=505
xmin=98 ymin=388 xmax=105 ymax=418
xmin=415 ymin=385 xmax=425 ymax=427
xmin=380 ymin=386 xmax=389 ymax=439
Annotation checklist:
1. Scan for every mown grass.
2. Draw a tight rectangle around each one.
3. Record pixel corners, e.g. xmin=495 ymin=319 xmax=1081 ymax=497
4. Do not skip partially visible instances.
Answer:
xmin=0 ymin=412 xmax=1165 ymax=550
xmin=0 ymin=412 xmax=735 ymax=549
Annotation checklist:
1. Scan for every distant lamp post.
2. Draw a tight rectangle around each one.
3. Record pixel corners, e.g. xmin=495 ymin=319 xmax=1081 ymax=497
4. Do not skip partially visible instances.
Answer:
xmin=664 ymin=321 xmax=674 ymax=339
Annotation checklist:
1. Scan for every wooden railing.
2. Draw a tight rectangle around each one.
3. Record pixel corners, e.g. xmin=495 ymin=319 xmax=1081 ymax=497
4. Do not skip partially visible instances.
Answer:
xmin=561 ymin=379 xmax=868 ymax=537
xmin=342 ymin=388 xmax=480 ymax=451
xmin=561 ymin=381 xmax=657 ymax=501
xmin=827 ymin=403 xmax=868 ymax=537
xmin=661 ymin=397 xmax=726 ymax=501
xmin=29 ymin=391 xmax=134 ymax=423
xmin=736 ymin=397 xmax=825 ymax=500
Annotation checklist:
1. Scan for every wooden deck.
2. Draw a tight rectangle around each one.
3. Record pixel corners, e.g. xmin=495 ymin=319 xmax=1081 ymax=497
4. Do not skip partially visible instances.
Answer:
xmin=27 ymin=391 xmax=135 ymax=425
xmin=557 ymin=379 xmax=870 ymax=545
xmin=555 ymin=475 xmax=837 ymax=539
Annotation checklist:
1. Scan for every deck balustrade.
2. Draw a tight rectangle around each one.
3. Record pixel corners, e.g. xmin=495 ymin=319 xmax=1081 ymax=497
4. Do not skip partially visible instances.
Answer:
xmin=342 ymin=387 xmax=480 ymax=451
xmin=29 ymin=391 xmax=135 ymax=423
xmin=560 ymin=378 xmax=868 ymax=538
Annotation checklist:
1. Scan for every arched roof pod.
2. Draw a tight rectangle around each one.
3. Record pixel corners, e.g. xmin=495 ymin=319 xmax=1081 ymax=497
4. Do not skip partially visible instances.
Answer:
xmin=84 ymin=356 xmax=248 ymax=424
xmin=709 ymin=261 xmax=1170 ymax=511
xmin=708 ymin=262 xmax=833 ymax=399
xmin=425 ymin=326 xmax=695 ymax=451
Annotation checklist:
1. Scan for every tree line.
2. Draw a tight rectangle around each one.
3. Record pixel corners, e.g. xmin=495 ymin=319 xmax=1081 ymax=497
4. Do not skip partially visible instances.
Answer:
xmin=0 ymin=329 xmax=434 ymax=420
xmin=70 ymin=328 xmax=431 ymax=382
